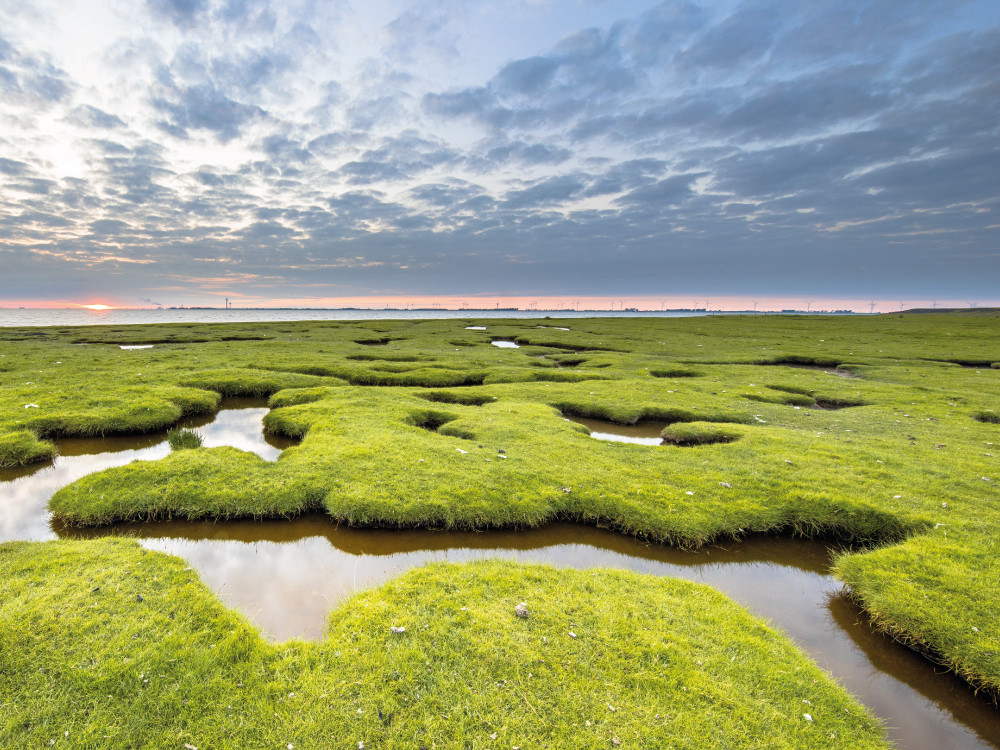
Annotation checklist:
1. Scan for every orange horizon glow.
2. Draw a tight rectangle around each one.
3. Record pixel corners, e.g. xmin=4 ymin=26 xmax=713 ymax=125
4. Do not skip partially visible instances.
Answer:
xmin=0 ymin=295 xmax=996 ymax=314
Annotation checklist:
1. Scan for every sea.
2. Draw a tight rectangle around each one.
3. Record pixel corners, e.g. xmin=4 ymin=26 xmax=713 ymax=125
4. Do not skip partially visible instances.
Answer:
xmin=0 ymin=308 xmax=721 ymax=327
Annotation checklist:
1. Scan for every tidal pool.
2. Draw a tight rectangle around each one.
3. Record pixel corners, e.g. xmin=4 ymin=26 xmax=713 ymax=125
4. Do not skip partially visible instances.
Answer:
xmin=491 ymin=339 xmax=520 ymax=348
xmin=1 ymin=402 xmax=998 ymax=750
xmin=565 ymin=414 xmax=668 ymax=445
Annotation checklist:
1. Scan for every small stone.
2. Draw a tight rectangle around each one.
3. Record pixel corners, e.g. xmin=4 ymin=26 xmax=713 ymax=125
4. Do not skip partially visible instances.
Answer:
xmin=390 ymin=626 xmax=406 ymax=634
xmin=612 ymin=738 xmax=621 ymax=746
xmin=515 ymin=603 xmax=529 ymax=619
xmin=803 ymin=713 xmax=813 ymax=722
xmin=719 ymin=482 xmax=732 ymax=488
xmin=490 ymin=733 xmax=497 ymax=740
xmin=561 ymin=487 xmax=572 ymax=493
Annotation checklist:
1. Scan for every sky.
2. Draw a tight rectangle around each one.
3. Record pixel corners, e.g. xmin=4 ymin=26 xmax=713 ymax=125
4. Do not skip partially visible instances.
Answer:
xmin=1 ymin=0 xmax=998 ymax=312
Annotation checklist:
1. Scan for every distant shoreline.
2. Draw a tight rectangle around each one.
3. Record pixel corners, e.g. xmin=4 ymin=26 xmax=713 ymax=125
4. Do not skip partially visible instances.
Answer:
xmin=0 ymin=307 xmax=871 ymax=327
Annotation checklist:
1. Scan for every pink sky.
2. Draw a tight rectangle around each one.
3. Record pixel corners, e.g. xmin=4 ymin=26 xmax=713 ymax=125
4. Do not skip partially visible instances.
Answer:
xmin=4 ymin=295 xmax=995 ymax=313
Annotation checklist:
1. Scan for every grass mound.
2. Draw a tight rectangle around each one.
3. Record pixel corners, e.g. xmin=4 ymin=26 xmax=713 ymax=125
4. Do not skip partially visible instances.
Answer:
xmin=0 ymin=429 xmax=57 ymax=468
xmin=0 ymin=538 xmax=890 ymax=749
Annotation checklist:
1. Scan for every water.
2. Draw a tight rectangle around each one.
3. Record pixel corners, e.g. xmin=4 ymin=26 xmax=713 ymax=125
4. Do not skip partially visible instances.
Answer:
xmin=1 ymin=404 xmax=998 ymax=749
xmin=565 ymin=415 xmax=668 ymax=445
xmin=0 ymin=308 xmax=711 ymax=327
xmin=491 ymin=339 xmax=520 ymax=348
xmin=0 ymin=399 xmax=293 ymax=542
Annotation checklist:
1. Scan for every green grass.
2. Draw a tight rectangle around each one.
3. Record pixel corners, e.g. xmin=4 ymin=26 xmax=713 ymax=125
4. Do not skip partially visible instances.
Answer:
xmin=167 ymin=428 xmax=203 ymax=450
xmin=2 ymin=313 xmax=1000 ymax=699
xmin=0 ymin=538 xmax=890 ymax=749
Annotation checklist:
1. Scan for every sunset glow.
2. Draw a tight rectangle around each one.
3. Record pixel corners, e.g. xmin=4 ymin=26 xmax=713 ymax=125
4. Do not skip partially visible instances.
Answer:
xmin=79 ymin=304 xmax=116 ymax=311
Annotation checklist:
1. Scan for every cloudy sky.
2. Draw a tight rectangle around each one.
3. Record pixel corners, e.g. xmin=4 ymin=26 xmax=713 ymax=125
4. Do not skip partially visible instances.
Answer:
xmin=1 ymin=0 xmax=998 ymax=311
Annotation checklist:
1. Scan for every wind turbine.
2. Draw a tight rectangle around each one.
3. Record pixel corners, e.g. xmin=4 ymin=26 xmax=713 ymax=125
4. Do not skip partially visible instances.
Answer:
xmin=868 ymin=301 xmax=877 ymax=314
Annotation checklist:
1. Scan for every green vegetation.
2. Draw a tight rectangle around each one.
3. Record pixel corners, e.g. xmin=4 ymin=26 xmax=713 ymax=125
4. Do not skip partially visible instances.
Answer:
xmin=1 ymin=312 xmax=999 ymax=701
xmin=0 ymin=538 xmax=889 ymax=749
xmin=167 ymin=428 xmax=203 ymax=451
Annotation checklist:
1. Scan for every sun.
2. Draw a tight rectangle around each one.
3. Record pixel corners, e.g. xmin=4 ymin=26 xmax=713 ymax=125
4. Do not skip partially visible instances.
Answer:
xmin=79 ymin=304 xmax=117 ymax=311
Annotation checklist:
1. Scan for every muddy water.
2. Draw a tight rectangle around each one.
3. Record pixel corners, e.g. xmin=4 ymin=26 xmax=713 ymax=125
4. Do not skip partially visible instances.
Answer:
xmin=565 ymin=415 xmax=668 ymax=445
xmin=2 ymin=405 xmax=999 ymax=750
xmin=0 ymin=399 xmax=293 ymax=542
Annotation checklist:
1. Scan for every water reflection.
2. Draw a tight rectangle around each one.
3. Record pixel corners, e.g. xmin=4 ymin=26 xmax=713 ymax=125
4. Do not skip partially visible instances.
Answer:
xmin=565 ymin=415 xmax=668 ymax=445
xmin=0 ymin=399 xmax=293 ymax=544
xmin=491 ymin=339 xmax=520 ymax=348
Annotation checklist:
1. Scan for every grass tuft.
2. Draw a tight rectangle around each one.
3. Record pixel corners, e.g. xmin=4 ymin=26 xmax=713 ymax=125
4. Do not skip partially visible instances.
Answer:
xmin=167 ymin=428 xmax=203 ymax=450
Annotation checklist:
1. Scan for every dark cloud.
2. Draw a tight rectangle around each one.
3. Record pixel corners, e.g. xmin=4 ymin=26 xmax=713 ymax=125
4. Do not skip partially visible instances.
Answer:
xmin=152 ymin=84 xmax=265 ymax=141
xmin=615 ymin=173 xmax=699 ymax=208
xmin=382 ymin=8 xmax=452 ymax=63
xmin=261 ymin=134 xmax=313 ymax=163
xmin=493 ymin=56 xmax=561 ymax=96
xmin=678 ymin=6 xmax=781 ymax=72
xmin=0 ymin=157 xmax=30 ymax=176
xmin=504 ymin=175 xmax=586 ymax=210
xmin=719 ymin=67 xmax=891 ymax=140
xmin=69 ymin=104 xmax=126 ymax=129
xmin=146 ymin=0 xmax=207 ymax=28
xmin=476 ymin=141 xmax=571 ymax=169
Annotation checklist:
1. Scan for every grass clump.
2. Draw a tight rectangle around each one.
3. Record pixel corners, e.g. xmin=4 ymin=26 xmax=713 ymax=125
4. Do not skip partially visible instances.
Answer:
xmin=0 ymin=429 xmax=57 ymax=468
xmin=0 ymin=538 xmax=890 ymax=749
xmin=167 ymin=428 xmax=203 ymax=451
xmin=662 ymin=422 xmax=744 ymax=446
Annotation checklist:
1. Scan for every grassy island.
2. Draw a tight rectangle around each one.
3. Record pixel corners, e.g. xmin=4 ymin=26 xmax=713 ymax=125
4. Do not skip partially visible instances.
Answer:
xmin=1 ymin=312 xmax=999 ymax=744
xmin=1 ymin=539 xmax=888 ymax=748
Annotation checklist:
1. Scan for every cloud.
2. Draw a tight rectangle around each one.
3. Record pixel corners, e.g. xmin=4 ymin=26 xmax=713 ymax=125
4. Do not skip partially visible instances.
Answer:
xmin=153 ymin=83 xmax=265 ymax=141
xmin=69 ymin=104 xmax=126 ymax=129
xmin=146 ymin=0 xmax=207 ymax=28
xmin=503 ymin=175 xmax=586 ymax=210
xmin=0 ymin=157 xmax=30 ymax=176
xmin=0 ymin=0 xmax=997 ymax=304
